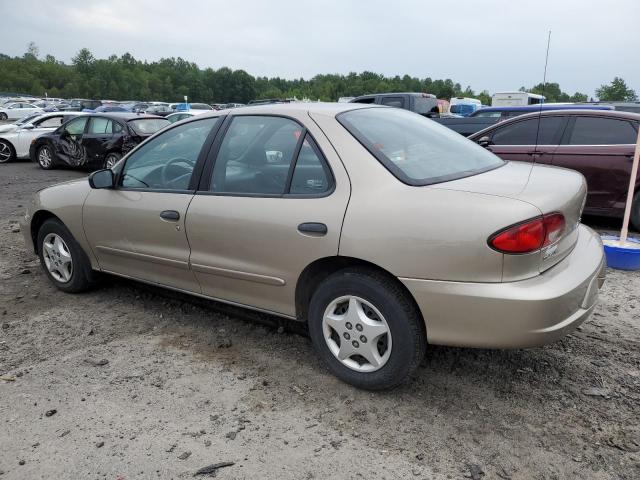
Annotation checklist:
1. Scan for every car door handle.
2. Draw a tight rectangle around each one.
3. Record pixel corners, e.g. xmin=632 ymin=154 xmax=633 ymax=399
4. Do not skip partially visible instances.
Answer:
xmin=160 ymin=210 xmax=180 ymax=221
xmin=298 ymin=222 xmax=327 ymax=235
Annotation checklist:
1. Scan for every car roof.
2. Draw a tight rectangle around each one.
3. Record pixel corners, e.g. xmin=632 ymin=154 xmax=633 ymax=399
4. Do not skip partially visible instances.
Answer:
xmin=196 ymin=102 xmax=381 ymax=118
xmin=85 ymin=112 xmax=166 ymax=121
xmin=476 ymin=104 xmax=614 ymax=112
xmin=469 ymin=109 xmax=640 ymax=139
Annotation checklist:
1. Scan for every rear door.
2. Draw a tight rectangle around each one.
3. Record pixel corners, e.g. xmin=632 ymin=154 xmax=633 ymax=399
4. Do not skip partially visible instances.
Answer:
xmin=483 ymin=116 xmax=567 ymax=164
xmin=186 ymin=113 xmax=351 ymax=317
xmin=551 ymin=115 xmax=638 ymax=212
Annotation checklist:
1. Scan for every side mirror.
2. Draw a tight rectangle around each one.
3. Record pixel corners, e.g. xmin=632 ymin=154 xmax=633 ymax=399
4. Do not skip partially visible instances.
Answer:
xmin=89 ymin=169 xmax=114 ymax=189
xmin=477 ymin=136 xmax=493 ymax=148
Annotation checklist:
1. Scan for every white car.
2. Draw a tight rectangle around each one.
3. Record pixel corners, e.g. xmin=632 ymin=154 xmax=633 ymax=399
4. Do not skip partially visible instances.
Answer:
xmin=0 ymin=112 xmax=86 ymax=163
xmin=165 ymin=111 xmax=209 ymax=123
xmin=0 ymin=102 xmax=44 ymax=121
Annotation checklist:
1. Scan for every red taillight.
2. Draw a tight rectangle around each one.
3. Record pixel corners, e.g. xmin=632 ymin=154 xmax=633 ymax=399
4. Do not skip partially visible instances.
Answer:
xmin=489 ymin=213 xmax=565 ymax=254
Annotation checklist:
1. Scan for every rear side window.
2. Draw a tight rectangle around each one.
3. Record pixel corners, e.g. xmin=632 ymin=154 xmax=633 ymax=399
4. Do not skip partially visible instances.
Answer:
xmin=209 ymin=116 xmax=332 ymax=196
xmin=290 ymin=136 xmax=332 ymax=194
xmin=88 ymin=117 xmax=112 ymax=134
xmin=491 ymin=117 xmax=564 ymax=145
xmin=380 ymin=97 xmax=405 ymax=108
xmin=338 ymin=107 xmax=504 ymax=186
xmin=569 ymin=117 xmax=637 ymax=145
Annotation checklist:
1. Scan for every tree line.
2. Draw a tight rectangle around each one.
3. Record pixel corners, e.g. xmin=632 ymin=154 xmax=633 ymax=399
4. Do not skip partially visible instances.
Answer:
xmin=0 ymin=44 xmax=636 ymax=104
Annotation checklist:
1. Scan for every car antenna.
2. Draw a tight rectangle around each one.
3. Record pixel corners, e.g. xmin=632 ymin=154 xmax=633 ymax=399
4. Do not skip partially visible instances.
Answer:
xmin=533 ymin=30 xmax=552 ymax=163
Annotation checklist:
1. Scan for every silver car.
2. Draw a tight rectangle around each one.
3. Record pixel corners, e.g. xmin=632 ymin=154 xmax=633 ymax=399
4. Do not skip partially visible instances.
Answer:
xmin=21 ymin=103 xmax=605 ymax=389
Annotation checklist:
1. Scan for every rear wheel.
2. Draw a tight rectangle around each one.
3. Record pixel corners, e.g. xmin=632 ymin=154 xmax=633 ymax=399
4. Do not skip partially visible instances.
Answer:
xmin=0 ymin=112 xmax=7 ymax=121
xmin=37 ymin=145 xmax=55 ymax=170
xmin=37 ymin=219 xmax=99 ymax=293
xmin=104 ymin=152 xmax=121 ymax=169
xmin=308 ymin=268 xmax=426 ymax=390
xmin=0 ymin=140 xmax=15 ymax=163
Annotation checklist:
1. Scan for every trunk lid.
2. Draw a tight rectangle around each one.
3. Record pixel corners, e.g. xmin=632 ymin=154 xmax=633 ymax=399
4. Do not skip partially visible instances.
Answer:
xmin=432 ymin=161 xmax=587 ymax=279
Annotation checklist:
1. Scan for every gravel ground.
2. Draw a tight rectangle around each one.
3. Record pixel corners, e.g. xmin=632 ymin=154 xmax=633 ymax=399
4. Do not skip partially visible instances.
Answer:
xmin=0 ymin=160 xmax=639 ymax=480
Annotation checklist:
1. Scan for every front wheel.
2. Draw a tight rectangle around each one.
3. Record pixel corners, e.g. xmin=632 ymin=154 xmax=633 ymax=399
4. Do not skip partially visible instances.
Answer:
xmin=37 ymin=219 xmax=99 ymax=293
xmin=0 ymin=140 xmax=15 ymax=163
xmin=0 ymin=112 xmax=7 ymax=121
xmin=308 ymin=268 xmax=426 ymax=390
xmin=37 ymin=145 xmax=55 ymax=170
xmin=104 ymin=152 xmax=121 ymax=169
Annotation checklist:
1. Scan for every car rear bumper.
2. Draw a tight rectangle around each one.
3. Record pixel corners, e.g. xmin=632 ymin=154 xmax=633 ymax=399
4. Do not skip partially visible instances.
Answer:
xmin=400 ymin=224 xmax=606 ymax=348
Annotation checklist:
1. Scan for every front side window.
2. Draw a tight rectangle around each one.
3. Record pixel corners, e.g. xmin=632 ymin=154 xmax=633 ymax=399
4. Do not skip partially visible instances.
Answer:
xmin=338 ymin=107 xmax=503 ymax=186
xmin=120 ymin=117 xmax=220 ymax=191
xmin=210 ymin=116 xmax=302 ymax=195
xmin=569 ymin=117 xmax=638 ymax=145
xmin=491 ymin=116 xmax=563 ymax=145
xmin=63 ymin=117 xmax=88 ymax=135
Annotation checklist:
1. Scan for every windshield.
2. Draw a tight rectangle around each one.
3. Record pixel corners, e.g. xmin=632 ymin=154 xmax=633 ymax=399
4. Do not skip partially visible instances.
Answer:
xmin=338 ymin=107 xmax=504 ymax=186
xmin=127 ymin=118 xmax=170 ymax=135
xmin=17 ymin=114 xmax=41 ymax=125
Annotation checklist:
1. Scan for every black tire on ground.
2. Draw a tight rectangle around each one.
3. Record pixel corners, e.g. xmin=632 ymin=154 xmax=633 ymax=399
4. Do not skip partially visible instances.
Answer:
xmin=0 ymin=139 xmax=16 ymax=163
xmin=37 ymin=145 xmax=55 ymax=170
xmin=631 ymin=193 xmax=640 ymax=232
xmin=307 ymin=267 xmax=427 ymax=390
xmin=36 ymin=218 xmax=100 ymax=293
xmin=104 ymin=152 xmax=121 ymax=169
xmin=0 ymin=112 xmax=7 ymax=120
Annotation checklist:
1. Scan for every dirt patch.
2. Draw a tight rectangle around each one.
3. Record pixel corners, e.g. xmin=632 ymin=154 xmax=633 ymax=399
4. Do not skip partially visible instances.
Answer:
xmin=1 ymin=161 xmax=639 ymax=479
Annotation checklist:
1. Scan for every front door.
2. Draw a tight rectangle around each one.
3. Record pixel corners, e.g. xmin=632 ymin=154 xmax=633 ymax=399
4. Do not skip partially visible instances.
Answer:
xmin=187 ymin=114 xmax=351 ymax=317
xmin=83 ymin=116 xmax=222 ymax=291
xmin=484 ymin=115 xmax=567 ymax=164
xmin=55 ymin=116 xmax=89 ymax=167
xmin=552 ymin=115 xmax=639 ymax=212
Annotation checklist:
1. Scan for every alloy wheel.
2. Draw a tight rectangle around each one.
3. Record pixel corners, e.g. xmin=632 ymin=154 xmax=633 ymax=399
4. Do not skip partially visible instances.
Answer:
xmin=42 ymin=233 xmax=73 ymax=283
xmin=38 ymin=147 xmax=52 ymax=168
xmin=322 ymin=295 xmax=392 ymax=372
xmin=105 ymin=154 xmax=119 ymax=169
xmin=0 ymin=142 xmax=12 ymax=163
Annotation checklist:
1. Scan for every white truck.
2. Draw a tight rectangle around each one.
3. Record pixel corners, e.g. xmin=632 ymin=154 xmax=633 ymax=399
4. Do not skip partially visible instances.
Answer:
xmin=491 ymin=91 xmax=545 ymax=107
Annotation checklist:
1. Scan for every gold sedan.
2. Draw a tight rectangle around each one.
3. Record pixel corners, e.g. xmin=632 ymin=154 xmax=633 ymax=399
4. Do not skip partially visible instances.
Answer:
xmin=21 ymin=103 xmax=605 ymax=389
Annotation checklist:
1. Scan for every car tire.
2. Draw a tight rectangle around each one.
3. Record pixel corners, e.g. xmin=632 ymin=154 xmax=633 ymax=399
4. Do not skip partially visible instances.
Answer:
xmin=37 ymin=145 xmax=55 ymax=170
xmin=0 ymin=139 xmax=16 ymax=163
xmin=0 ymin=112 xmax=7 ymax=121
xmin=37 ymin=218 xmax=99 ymax=293
xmin=307 ymin=267 xmax=426 ymax=390
xmin=104 ymin=152 xmax=121 ymax=169
xmin=631 ymin=193 xmax=640 ymax=232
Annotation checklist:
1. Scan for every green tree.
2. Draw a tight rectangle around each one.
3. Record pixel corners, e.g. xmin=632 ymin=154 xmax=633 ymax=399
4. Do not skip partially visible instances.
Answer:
xmin=596 ymin=77 xmax=638 ymax=101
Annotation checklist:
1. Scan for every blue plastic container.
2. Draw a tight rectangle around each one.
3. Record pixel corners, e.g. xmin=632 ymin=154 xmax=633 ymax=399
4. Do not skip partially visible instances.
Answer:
xmin=601 ymin=235 xmax=640 ymax=270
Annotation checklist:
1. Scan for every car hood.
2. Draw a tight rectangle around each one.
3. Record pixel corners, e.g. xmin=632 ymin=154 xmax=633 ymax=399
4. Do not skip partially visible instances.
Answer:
xmin=0 ymin=124 xmax=19 ymax=133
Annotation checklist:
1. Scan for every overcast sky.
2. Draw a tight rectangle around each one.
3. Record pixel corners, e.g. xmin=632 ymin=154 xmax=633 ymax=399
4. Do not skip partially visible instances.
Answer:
xmin=1 ymin=0 xmax=638 ymax=97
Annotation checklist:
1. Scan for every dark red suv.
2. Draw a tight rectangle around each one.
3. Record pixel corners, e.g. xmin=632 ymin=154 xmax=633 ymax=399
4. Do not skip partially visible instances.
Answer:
xmin=469 ymin=110 xmax=640 ymax=229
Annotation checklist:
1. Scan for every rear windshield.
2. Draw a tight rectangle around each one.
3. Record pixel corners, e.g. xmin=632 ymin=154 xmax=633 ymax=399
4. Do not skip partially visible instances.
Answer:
xmin=338 ymin=107 xmax=504 ymax=186
xmin=128 ymin=118 xmax=170 ymax=135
